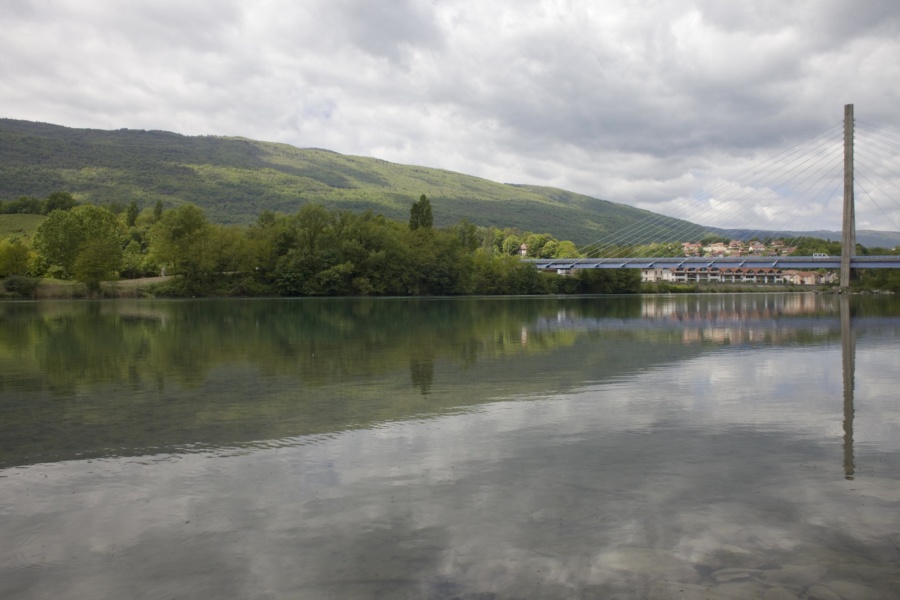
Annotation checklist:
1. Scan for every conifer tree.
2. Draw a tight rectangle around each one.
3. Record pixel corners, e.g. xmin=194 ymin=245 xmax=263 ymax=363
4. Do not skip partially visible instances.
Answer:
xmin=409 ymin=194 xmax=433 ymax=230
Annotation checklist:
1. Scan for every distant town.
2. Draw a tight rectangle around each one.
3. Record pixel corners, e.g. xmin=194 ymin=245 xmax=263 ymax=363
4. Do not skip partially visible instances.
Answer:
xmin=642 ymin=239 xmax=837 ymax=286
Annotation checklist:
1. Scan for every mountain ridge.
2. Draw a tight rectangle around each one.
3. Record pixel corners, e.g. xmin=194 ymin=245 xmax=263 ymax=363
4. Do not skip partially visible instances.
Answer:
xmin=2 ymin=118 xmax=897 ymax=248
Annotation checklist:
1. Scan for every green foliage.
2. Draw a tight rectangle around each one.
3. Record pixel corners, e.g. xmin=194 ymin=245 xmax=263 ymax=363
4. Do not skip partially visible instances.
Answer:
xmin=573 ymin=268 xmax=642 ymax=294
xmin=44 ymin=191 xmax=77 ymax=214
xmin=700 ymin=233 xmax=729 ymax=245
xmin=0 ymin=195 xmax=43 ymax=214
xmin=471 ymin=253 xmax=552 ymax=295
xmin=409 ymin=194 xmax=433 ymax=230
xmin=149 ymin=204 xmax=212 ymax=281
xmin=0 ymin=275 xmax=39 ymax=298
xmin=790 ymin=237 xmax=842 ymax=257
xmin=454 ymin=218 xmax=479 ymax=252
xmin=0 ymin=119 xmax=714 ymax=245
xmin=11 ymin=196 xmax=628 ymax=299
xmin=857 ymin=246 xmax=900 ymax=292
xmin=73 ymin=235 xmax=122 ymax=293
xmin=32 ymin=204 xmax=121 ymax=279
xmin=0 ymin=237 xmax=30 ymax=276
xmin=628 ymin=242 xmax=684 ymax=258
xmin=0 ymin=191 xmax=77 ymax=216
xmin=126 ymin=200 xmax=139 ymax=227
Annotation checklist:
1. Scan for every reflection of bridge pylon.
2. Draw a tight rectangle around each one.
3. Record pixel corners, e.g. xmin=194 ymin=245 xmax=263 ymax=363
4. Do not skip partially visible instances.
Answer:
xmin=841 ymin=296 xmax=855 ymax=480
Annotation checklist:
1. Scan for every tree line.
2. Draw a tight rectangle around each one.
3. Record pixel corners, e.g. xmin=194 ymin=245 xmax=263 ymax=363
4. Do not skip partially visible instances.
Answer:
xmin=0 ymin=193 xmax=641 ymax=297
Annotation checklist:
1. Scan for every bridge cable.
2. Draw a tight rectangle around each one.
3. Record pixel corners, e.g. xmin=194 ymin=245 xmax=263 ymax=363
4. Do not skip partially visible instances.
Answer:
xmin=600 ymin=126 xmax=841 ymax=254
xmin=575 ymin=125 xmax=844 ymax=256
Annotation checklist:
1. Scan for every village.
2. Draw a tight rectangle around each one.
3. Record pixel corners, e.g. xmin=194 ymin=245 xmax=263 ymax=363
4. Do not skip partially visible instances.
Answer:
xmin=639 ymin=239 xmax=838 ymax=286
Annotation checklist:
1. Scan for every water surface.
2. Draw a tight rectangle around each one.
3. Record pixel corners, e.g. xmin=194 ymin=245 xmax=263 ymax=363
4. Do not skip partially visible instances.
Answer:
xmin=1 ymin=294 xmax=898 ymax=599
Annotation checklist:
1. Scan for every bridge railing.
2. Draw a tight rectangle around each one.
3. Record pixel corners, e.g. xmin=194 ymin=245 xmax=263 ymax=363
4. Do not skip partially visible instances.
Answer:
xmin=526 ymin=256 xmax=900 ymax=270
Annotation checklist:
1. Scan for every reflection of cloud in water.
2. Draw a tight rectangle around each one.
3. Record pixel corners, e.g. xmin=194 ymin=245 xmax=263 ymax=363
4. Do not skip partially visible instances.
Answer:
xmin=2 ymin=339 xmax=899 ymax=598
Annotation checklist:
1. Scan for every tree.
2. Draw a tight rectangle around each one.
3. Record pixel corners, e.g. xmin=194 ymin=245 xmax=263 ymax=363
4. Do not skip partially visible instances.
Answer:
xmin=149 ymin=203 xmax=210 ymax=280
xmin=126 ymin=200 xmax=139 ymax=227
xmin=501 ymin=234 xmax=523 ymax=256
xmin=554 ymin=240 xmax=580 ymax=258
xmin=0 ymin=237 xmax=31 ymax=276
xmin=454 ymin=218 xmax=479 ymax=253
xmin=2 ymin=196 xmax=43 ymax=215
xmin=295 ymin=204 xmax=331 ymax=257
xmin=32 ymin=205 xmax=120 ymax=279
xmin=246 ymin=210 xmax=297 ymax=283
xmin=409 ymin=194 xmax=433 ymax=230
xmin=74 ymin=235 xmax=122 ymax=293
xmin=44 ymin=191 xmax=78 ymax=214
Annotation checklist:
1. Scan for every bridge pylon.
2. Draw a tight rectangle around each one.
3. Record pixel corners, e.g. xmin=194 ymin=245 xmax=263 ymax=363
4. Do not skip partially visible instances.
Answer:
xmin=841 ymin=104 xmax=855 ymax=288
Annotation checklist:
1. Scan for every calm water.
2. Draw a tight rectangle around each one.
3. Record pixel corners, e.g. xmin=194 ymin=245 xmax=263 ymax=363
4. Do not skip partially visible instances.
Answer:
xmin=1 ymin=294 xmax=898 ymax=599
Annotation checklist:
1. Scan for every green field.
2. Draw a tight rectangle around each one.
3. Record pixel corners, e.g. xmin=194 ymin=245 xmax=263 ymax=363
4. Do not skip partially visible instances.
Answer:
xmin=0 ymin=214 xmax=45 ymax=240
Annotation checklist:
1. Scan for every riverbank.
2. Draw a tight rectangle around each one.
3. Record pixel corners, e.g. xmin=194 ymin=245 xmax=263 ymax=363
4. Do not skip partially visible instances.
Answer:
xmin=0 ymin=275 xmax=888 ymax=300
xmin=0 ymin=276 xmax=174 ymax=300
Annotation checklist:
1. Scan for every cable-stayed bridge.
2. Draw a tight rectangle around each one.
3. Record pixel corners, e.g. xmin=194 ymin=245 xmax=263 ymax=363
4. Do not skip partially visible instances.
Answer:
xmin=527 ymin=105 xmax=900 ymax=286
xmin=529 ymin=255 xmax=900 ymax=271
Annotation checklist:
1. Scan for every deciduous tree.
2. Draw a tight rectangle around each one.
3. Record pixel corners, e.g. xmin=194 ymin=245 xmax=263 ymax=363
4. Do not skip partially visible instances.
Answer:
xmin=0 ymin=237 xmax=31 ymax=276
xmin=32 ymin=204 xmax=121 ymax=279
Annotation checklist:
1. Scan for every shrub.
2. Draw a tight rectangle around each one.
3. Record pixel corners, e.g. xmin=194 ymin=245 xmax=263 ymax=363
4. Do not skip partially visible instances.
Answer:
xmin=2 ymin=275 xmax=40 ymax=298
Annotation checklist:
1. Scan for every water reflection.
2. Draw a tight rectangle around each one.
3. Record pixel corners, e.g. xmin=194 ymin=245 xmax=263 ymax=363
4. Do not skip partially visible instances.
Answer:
xmin=2 ymin=294 xmax=900 ymax=599
xmin=0 ymin=294 xmax=890 ymax=468
xmin=841 ymin=296 xmax=856 ymax=480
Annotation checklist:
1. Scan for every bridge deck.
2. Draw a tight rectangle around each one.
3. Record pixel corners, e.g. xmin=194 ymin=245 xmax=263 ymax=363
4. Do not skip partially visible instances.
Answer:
xmin=527 ymin=256 xmax=900 ymax=270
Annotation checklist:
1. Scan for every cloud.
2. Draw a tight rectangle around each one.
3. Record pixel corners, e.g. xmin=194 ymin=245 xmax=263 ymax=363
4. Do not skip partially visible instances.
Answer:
xmin=2 ymin=0 xmax=900 ymax=232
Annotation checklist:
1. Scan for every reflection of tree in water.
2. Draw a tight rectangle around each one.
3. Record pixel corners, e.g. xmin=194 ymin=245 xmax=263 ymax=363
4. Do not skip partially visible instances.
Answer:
xmin=0 ymin=295 xmax=875 ymax=467
xmin=410 ymin=353 xmax=434 ymax=396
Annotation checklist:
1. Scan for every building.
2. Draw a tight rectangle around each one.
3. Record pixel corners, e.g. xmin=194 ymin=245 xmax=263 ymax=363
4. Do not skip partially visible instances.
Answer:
xmin=747 ymin=241 xmax=766 ymax=254
xmin=640 ymin=267 xmax=816 ymax=285
xmin=682 ymin=242 xmax=702 ymax=256
xmin=704 ymin=242 xmax=728 ymax=256
xmin=782 ymin=270 xmax=821 ymax=285
xmin=641 ymin=268 xmax=675 ymax=283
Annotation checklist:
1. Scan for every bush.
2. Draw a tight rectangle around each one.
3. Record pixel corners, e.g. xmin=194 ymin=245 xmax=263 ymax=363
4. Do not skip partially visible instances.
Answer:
xmin=1 ymin=275 xmax=40 ymax=298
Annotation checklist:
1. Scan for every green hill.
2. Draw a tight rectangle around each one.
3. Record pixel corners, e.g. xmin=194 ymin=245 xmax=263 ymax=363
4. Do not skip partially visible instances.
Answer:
xmin=0 ymin=118 xmax=706 ymax=245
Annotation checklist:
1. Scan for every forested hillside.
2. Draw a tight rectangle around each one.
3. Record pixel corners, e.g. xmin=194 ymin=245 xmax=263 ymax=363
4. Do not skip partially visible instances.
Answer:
xmin=0 ymin=118 xmax=707 ymax=246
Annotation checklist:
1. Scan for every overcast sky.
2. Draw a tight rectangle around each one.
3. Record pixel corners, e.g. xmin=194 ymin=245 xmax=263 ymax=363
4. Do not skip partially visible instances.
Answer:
xmin=3 ymin=0 xmax=900 ymax=231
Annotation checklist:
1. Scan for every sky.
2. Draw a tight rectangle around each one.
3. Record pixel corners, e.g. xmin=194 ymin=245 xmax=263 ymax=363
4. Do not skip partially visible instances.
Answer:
xmin=3 ymin=0 xmax=900 ymax=232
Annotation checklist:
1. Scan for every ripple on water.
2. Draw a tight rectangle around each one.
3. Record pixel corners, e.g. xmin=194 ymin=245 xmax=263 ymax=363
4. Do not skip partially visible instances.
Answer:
xmin=1 ymin=520 xmax=70 ymax=575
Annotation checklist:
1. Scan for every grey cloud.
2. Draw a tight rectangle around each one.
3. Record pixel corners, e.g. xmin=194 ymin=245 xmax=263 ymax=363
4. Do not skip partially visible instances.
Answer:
xmin=335 ymin=0 xmax=444 ymax=63
xmin=2 ymin=0 xmax=899 ymax=230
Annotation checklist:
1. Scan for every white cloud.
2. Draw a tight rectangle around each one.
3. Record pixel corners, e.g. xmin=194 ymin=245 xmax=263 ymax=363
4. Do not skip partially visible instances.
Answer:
xmin=2 ymin=0 xmax=900 ymax=231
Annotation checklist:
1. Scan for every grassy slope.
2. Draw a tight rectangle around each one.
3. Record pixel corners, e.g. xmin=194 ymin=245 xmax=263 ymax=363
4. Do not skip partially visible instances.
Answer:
xmin=0 ymin=119 xmax=706 ymax=245
xmin=0 ymin=213 xmax=45 ymax=240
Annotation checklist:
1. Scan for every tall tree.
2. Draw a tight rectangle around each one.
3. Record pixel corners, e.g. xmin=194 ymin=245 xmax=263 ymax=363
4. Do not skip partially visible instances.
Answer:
xmin=126 ymin=200 xmax=139 ymax=227
xmin=149 ymin=203 xmax=210 ymax=279
xmin=409 ymin=194 xmax=433 ymax=230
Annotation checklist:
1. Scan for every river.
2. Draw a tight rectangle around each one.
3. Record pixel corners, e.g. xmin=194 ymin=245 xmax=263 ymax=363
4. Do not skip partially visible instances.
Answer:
xmin=1 ymin=294 xmax=898 ymax=599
